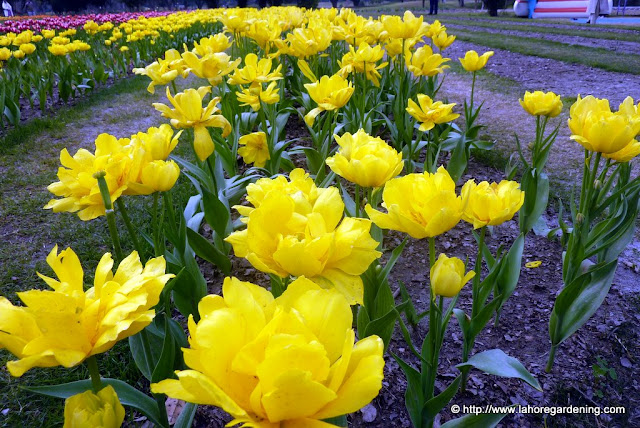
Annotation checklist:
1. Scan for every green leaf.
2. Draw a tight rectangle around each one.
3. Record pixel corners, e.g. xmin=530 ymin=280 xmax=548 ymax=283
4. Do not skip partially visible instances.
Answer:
xmin=129 ymin=326 xmax=163 ymax=381
xmin=519 ymin=170 xmax=549 ymax=234
xmin=322 ymin=415 xmax=348 ymax=427
xmin=440 ymin=408 xmax=514 ymax=428
xmin=186 ymin=228 xmax=231 ymax=274
xmin=201 ymin=186 xmax=231 ymax=239
xmin=151 ymin=315 xmax=177 ymax=383
xmin=495 ymin=234 xmax=525 ymax=311
xmin=23 ymin=379 xmax=166 ymax=427
xmin=423 ymin=376 xmax=461 ymax=421
xmin=174 ymin=403 xmax=198 ymax=428
xmin=456 ymin=349 xmax=541 ymax=391
xmin=549 ymin=260 xmax=617 ymax=346
xmin=391 ymin=353 xmax=424 ymax=428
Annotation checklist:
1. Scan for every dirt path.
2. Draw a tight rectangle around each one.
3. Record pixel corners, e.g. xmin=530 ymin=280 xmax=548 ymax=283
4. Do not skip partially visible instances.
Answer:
xmin=445 ymin=22 xmax=640 ymax=55
xmin=442 ymin=39 xmax=640 ymax=106
xmin=444 ymin=15 xmax=640 ymax=34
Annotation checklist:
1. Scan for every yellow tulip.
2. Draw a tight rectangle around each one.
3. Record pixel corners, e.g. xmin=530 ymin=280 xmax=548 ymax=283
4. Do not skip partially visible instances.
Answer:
xmin=153 ymin=86 xmax=231 ymax=161
xmin=191 ymin=33 xmax=232 ymax=56
xmin=430 ymin=253 xmax=475 ymax=298
xmin=405 ymin=45 xmax=450 ymax=77
xmin=381 ymin=10 xmax=423 ymax=39
xmin=225 ymin=169 xmax=381 ymax=305
xmin=42 ymin=29 xmax=56 ymax=39
xmin=227 ymin=53 xmax=283 ymax=86
xmin=119 ymin=46 xmax=128 ymax=52
xmin=151 ymin=276 xmax=385 ymax=426
xmin=568 ymin=95 xmax=640 ymax=154
xmin=365 ymin=166 xmax=463 ymax=239
xmin=12 ymin=49 xmax=25 ymax=59
xmin=304 ymin=74 xmax=354 ymax=126
xmin=236 ymin=81 xmax=280 ymax=112
xmin=461 ymin=180 xmax=525 ymax=229
xmin=138 ymin=160 xmax=180 ymax=193
xmin=459 ymin=50 xmax=494 ymax=72
xmin=0 ymin=246 xmax=172 ymax=377
xmin=519 ymin=91 xmax=563 ymax=117
xmin=432 ymin=31 xmax=456 ymax=51
xmin=407 ymin=94 xmax=459 ymax=132
xmin=0 ymin=47 xmax=10 ymax=60
xmin=19 ymin=43 xmax=36 ymax=55
xmin=48 ymin=44 xmax=68 ymax=56
xmin=603 ymin=139 xmax=640 ymax=163
xmin=63 ymin=386 xmax=125 ymax=428
xmin=238 ymin=132 xmax=270 ymax=168
xmin=426 ymin=20 xmax=445 ymax=38
xmin=133 ymin=61 xmax=179 ymax=94
xmin=326 ymin=129 xmax=403 ymax=188
xmin=181 ymin=51 xmax=240 ymax=86
xmin=104 ymin=39 xmax=112 ymax=46
xmin=337 ymin=42 xmax=388 ymax=87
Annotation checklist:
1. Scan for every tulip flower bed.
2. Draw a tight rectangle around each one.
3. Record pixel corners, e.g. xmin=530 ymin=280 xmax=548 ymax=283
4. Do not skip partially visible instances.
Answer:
xmin=1 ymin=6 xmax=639 ymax=428
xmin=0 ymin=9 xmax=222 ymax=128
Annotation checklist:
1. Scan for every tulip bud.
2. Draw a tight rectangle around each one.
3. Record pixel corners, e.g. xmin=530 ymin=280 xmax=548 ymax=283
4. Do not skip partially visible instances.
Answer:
xmin=594 ymin=179 xmax=602 ymax=190
xmin=63 ymin=385 xmax=125 ymax=428
xmin=528 ymin=141 xmax=535 ymax=150
xmin=430 ymin=253 xmax=475 ymax=298
xmin=576 ymin=213 xmax=585 ymax=224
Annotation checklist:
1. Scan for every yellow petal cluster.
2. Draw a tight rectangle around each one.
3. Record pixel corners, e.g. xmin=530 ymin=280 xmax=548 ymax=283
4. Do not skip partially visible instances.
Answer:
xmin=236 ymin=81 xmax=280 ymax=112
xmin=519 ymin=91 xmax=563 ymax=117
xmin=238 ymin=132 xmax=270 ymax=168
xmin=0 ymin=246 xmax=172 ymax=377
xmin=63 ymin=386 xmax=125 ymax=428
xmin=338 ymin=42 xmax=388 ymax=87
xmin=227 ymin=53 xmax=283 ymax=86
xmin=461 ymin=180 xmax=525 ymax=229
xmin=181 ymin=51 xmax=240 ymax=86
xmin=432 ymin=31 xmax=456 ymax=52
xmin=407 ymin=94 xmax=459 ymax=132
xmin=430 ymin=254 xmax=475 ymax=298
xmin=405 ymin=45 xmax=450 ymax=77
xmin=568 ymin=95 xmax=640 ymax=155
xmin=304 ymin=74 xmax=354 ymax=126
xmin=459 ymin=50 xmax=494 ymax=72
xmin=225 ymin=169 xmax=381 ymax=305
xmin=381 ymin=11 xmax=423 ymax=40
xmin=365 ymin=166 xmax=463 ymax=239
xmin=133 ymin=49 xmax=185 ymax=94
xmin=326 ymin=129 xmax=403 ymax=188
xmin=151 ymin=276 xmax=385 ymax=426
xmin=153 ymin=86 xmax=231 ymax=161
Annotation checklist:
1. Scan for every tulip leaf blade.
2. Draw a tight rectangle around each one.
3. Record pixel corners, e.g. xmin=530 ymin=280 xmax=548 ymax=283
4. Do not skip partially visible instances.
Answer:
xmin=440 ymin=406 xmax=515 ymax=428
xmin=391 ymin=352 xmax=424 ymax=428
xmin=174 ymin=403 xmax=198 ymax=428
xmin=456 ymin=349 xmax=541 ymax=391
xmin=423 ymin=376 xmax=462 ymax=421
xmin=23 ymin=378 xmax=165 ymax=427
xmin=186 ymin=227 xmax=231 ymax=275
xmin=549 ymin=259 xmax=617 ymax=346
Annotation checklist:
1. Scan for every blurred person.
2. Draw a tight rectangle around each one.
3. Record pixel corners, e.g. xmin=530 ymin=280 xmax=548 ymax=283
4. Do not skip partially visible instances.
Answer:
xmin=528 ymin=0 xmax=536 ymax=18
xmin=2 ymin=0 xmax=13 ymax=16
xmin=430 ymin=0 xmax=438 ymax=14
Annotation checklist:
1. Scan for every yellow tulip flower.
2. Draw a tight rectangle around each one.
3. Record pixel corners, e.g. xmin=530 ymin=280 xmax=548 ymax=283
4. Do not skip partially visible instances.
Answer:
xmin=64 ymin=386 xmax=125 ymax=428
xmin=181 ymin=51 xmax=240 ymax=86
xmin=304 ymin=74 xmax=354 ymax=126
xmin=12 ymin=49 xmax=25 ymax=59
xmin=19 ymin=43 xmax=36 ymax=55
xmin=137 ymin=160 xmax=180 ymax=193
xmin=153 ymin=86 xmax=231 ymax=161
xmin=365 ymin=167 xmax=463 ymax=239
xmin=191 ymin=33 xmax=232 ymax=56
xmin=568 ymin=95 xmax=640 ymax=154
xmin=461 ymin=180 xmax=525 ymax=229
xmin=430 ymin=253 xmax=475 ymax=298
xmin=406 ymin=94 xmax=460 ymax=132
xmin=0 ymin=47 xmax=10 ymax=60
xmin=405 ymin=45 xmax=450 ymax=78
xmin=381 ymin=10 xmax=423 ymax=40
xmin=227 ymin=53 xmax=283 ymax=86
xmin=519 ymin=91 xmax=563 ymax=117
xmin=459 ymin=50 xmax=494 ymax=72
xmin=277 ymin=25 xmax=332 ymax=58
xmin=225 ymin=169 xmax=381 ymax=304
xmin=297 ymin=59 xmax=318 ymax=82
xmin=0 ymin=246 xmax=172 ymax=377
xmin=238 ymin=132 xmax=270 ymax=168
xmin=133 ymin=61 xmax=179 ymax=94
xmin=338 ymin=42 xmax=388 ymax=87
xmin=432 ymin=31 xmax=456 ymax=52
xmin=603 ymin=139 xmax=640 ymax=163
xmin=236 ymin=81 xmax=280 ymax=112
xmin=326 ymin=129 xmax=403 ymax=188
xmin=151 ymin=276 xmax=385 ymax=426
xmin=426 ymin=20 xmax=445 ymax=38
xmin=48 ymin=44 xmax=68 ymax=56
xmin=42 ymin=29 xmax=56 ymax=39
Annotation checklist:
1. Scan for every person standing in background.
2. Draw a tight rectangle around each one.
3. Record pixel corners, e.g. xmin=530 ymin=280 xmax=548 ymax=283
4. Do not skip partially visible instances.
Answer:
xmin=25 ymin=0 xmax=35 ymax=15
xmin=429 ymin=0 xmax=438 ymax=14
xmin=2 ymin=0 xmax=13 ymax=16
xmin=528 ymin=0 xmax=537 ymax=18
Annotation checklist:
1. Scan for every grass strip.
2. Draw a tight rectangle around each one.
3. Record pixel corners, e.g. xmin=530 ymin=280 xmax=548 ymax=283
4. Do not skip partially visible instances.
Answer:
xmin=439 ymin=16 xmax=640 ymax=42
xmin=452 ymin=27 xmax=640 ymax=74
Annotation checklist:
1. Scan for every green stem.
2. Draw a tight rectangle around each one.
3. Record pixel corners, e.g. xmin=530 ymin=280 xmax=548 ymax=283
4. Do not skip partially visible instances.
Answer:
xmin=546 ymin=345 xmax=557 ymax=373
xmin=152 ymin=192 xmax=160 ymax=257
xmin=354 ymin=184 xmax=361 ymax=218
xmin=94 ymin=172 xmax=124 ymax=261
xmin=115 ymin=198 xmax=143 ymax=256
xmin=86 ymin=355 xmax=103 ymax=393
xmin=428 ymin=236 xmax=436 ymax=268
xmin=469 ymin=72 xmax=477 ymax=122
xmin=471 ymin=227 xmax=486 ymax=318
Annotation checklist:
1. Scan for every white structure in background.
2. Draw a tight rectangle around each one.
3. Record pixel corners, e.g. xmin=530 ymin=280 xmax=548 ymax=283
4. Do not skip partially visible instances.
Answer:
xmin=514 ymin=0 xmax=613 ymax=19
